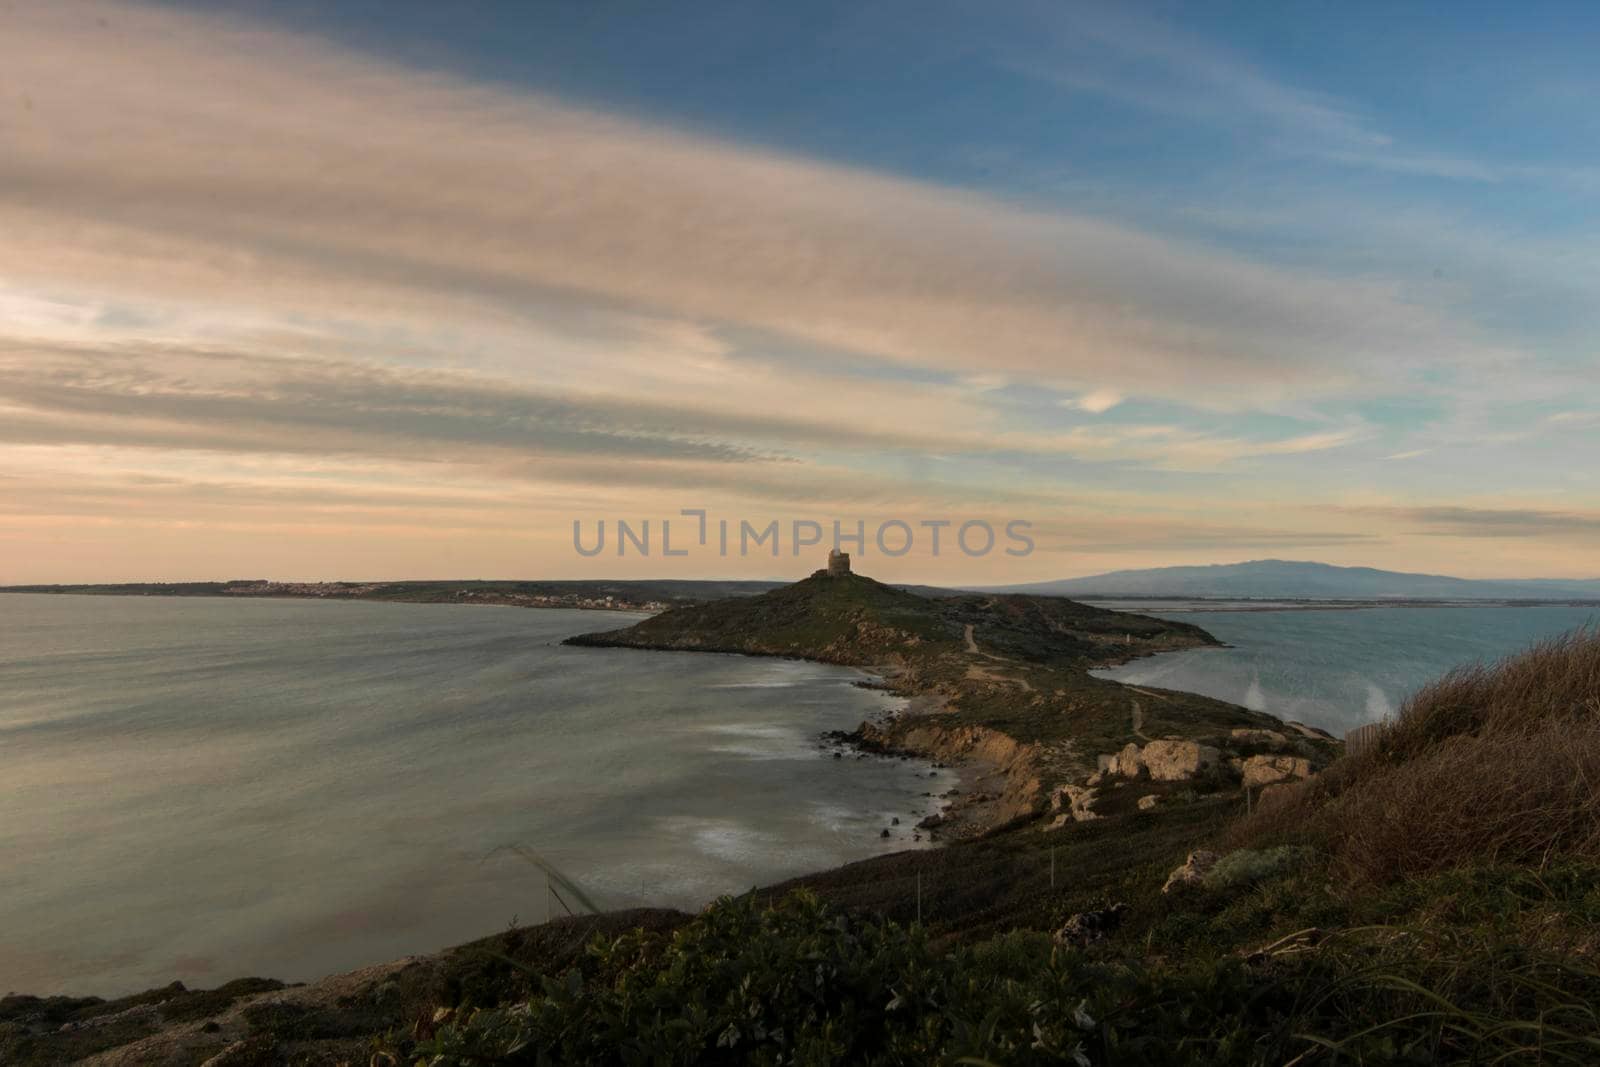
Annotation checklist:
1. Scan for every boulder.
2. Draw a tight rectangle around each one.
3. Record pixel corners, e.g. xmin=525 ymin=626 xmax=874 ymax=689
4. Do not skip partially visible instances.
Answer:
xmin=1141 ymin=739 xmax=1221 ymax=781
xmin=1049 ymin=783 xmax=1100 ymax=822
xmin=1096 ymin=752 xmax=1118 ymax=773
xmin=1085 ymin=770 xmax=1106 ymax=787
xmin=1054 ymin=902 xmax=1128 ymax=946
xmin=1115 ymin=742 xmax=1147 ymax=779
xmin=1230 ymin=728 xmax=1289 ymax=750
xmin=1137 ymin=794 xmax=1160 ymax=811
xmin=1161 ymin=849 xmax=1219 ymax=894
xmin=1242 ymin=754 xmax=1311 ymax=789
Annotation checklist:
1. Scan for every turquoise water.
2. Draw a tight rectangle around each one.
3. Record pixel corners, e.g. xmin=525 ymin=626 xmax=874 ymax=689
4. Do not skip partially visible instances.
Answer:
xmin=1095 ymin=604 xmax=1600 ymax=736
xmin=0 ymin=595 xmax=949 ymax=996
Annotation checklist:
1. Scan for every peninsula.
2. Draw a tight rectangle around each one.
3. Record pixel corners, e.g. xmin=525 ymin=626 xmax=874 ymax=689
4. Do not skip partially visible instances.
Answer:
xmin=569 ymin=553 xmax=1338 ymax=836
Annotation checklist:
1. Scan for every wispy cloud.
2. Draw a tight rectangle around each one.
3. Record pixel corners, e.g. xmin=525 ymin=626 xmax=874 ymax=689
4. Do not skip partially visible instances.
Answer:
xmin=1342 ymin=505 xmax=1600 ymax=540
xmin=0 ymin=2 xmax=1502 ymax=413
xmin=997 ymin=1 xmax=1500 ymax=182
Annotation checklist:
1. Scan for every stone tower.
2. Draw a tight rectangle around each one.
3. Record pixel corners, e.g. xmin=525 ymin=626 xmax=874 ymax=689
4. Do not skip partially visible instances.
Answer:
xmin=826 ymin=548 xmax=851 ymax=576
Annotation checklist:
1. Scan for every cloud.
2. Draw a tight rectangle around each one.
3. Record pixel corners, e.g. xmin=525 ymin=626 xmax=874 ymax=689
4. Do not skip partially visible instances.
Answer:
xmin=1344 ymin=505 xmax=1600 ymax=539
xmin=997 ymin=1 xmax=1500 ymax=182
xmin=0 ymin=1 xmax=1503 ymax=414
xmin=1071 ymin=388 xmax=1124 ymax=414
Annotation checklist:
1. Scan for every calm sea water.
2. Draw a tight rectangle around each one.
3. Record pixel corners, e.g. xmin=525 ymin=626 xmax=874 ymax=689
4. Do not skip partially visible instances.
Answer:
xmin=0 ymin=595 xmax=951 ymax=996
xmin=1095 ymin=604 xmax=1600 ymax=736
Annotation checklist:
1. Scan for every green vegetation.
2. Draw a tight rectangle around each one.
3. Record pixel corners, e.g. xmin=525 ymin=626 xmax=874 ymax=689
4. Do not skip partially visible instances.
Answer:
xmin=391 ymin=867 xmax=1600 ymax=1065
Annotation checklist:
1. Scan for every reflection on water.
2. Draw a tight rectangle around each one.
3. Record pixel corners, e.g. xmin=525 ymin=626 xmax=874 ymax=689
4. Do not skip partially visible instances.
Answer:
xmin=0 ymin=594 xmax=952 ymax=996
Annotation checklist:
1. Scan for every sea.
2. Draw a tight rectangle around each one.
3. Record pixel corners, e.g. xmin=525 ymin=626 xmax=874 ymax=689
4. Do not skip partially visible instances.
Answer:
xmin=0 ymin=594 xmax=949 ymax=997
xmin=1093 ymin=602 xmax=1600 ymax=736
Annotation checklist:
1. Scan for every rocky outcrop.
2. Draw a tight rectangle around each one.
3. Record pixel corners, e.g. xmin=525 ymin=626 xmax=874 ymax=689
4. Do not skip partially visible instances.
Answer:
xmin=1161 ymin=849 xmax=1219 ymax=894
xmin=1097 ymin=739 xmax=1223 ymax=783
xmin=1137 ymin=794 xmax=1160 ymax=811
xmin=1113 ymin=742 xmax=1146 ymax=778
xmin=1241 ymin=754 xmax=1311 ymax=789
xmin=1229 ymin=728 xmax=1289 ymax=750
xmin=864 ymin=720 xmax=1048 ymax=836
xmin=1047 ymin=784 xmax=1100 ymax=826
xmin=1141 ymin=739 xmax=1222 ymax=781
xmin=1054 ymin=903 xmax=1128 ymax=946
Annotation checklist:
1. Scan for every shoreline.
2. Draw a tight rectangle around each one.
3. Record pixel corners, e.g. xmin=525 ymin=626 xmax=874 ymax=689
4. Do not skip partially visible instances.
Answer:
xmin=827 ymin=673 xmax=1016 ymax=842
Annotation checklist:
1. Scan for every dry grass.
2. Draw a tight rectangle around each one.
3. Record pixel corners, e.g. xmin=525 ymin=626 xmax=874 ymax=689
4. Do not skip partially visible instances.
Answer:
xmin=1229 ymin=627 xmax=1600 ymax=883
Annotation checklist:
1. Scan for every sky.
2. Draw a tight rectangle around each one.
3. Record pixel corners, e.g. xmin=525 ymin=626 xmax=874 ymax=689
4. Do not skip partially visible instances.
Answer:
xmin=1 ymin=0 xmax=1597 ymax=584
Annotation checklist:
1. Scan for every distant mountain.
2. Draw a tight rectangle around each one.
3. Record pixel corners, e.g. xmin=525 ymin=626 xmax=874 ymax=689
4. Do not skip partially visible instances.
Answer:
xmin=986 ymin=560 xmax=1600 ymax=601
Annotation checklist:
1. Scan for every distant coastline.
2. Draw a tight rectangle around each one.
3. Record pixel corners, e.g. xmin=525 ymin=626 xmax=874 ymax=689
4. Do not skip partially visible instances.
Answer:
xmin=0 ymin=579 xmax=776 ymax=615
xmin=1079 ymin=595 xmax=1600 ymax=613
xmin=7 ymin=579 xmax=1597 ymax=617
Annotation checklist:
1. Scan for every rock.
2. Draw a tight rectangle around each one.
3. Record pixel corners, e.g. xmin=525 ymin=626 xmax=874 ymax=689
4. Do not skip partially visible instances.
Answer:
xmin=1230 ymin=728 xmax=1289 ymax=750
xmin=1141 ymin=740 xmax=1221 ymax=782
xmin=1241 ymin=754 xmax=1312 ymax=789
xmin=200 ymin=1037 xmax=281 ymax=1067
xmin=1162 ymin=849 xmax=1220 ymax=894
xmin=1116 ymin=742 xmax=1147 ymax=779
xmin=56 ymin=1001 xmax=161 ymax=1033
xmin=1054 ymin=903 xmax=1128 ymax=946
xmin=1085 ymin=770 xmax=1105 ymax=787
xmin=891 ymin=816 xmax=900 ymax=825
xmin=1137 ymin=794 xmax=1159 ymax=811
xmin=1049 ymin=783 xmax=1100 ymax=822
xmin=1096 ymin=752 xmax=1118 ymax=773
xmin=917 ymin=812 xmax=944 ymax=829
xmin=880 ymin=828 xmax=891 ymax=838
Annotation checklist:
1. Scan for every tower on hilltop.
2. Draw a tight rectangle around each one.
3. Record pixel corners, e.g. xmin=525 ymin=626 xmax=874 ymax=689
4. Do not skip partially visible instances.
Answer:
xmin=826 ymin=548 xmax=851 ymax=576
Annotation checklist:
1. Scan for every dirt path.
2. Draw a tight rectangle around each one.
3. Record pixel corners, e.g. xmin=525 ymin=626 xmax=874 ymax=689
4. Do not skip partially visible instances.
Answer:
xmin=962 ymin=623 xmax=1035 ymax=691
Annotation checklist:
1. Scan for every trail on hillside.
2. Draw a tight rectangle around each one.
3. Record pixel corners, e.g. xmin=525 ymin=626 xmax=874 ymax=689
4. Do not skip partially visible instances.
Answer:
xmin=961 ymin=622 xmax=1035 ymax=692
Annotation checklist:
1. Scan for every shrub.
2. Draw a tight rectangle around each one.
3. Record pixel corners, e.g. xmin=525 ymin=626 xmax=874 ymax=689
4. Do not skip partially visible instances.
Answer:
xmin=1229 ymin=628 xmax=1600 ymax=884
xmin=1202 ymin=847 xmax=1316 ymax=892
xmin=391 ymin=886 xmax=1600 ymax=1066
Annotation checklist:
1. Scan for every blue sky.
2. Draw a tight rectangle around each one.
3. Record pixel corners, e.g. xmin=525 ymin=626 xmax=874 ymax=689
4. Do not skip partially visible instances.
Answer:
xmin=1 ymin=1 xmax=1596 ymax=581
